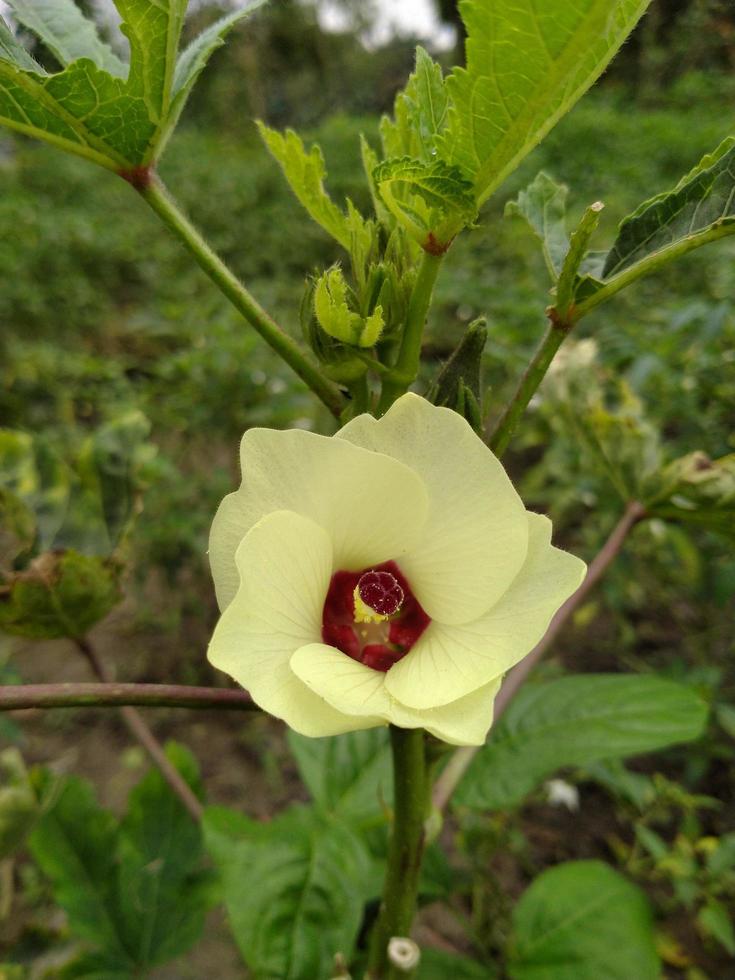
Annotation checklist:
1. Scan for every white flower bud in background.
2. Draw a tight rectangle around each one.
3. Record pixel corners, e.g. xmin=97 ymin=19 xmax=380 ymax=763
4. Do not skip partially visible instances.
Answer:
xmin=545 ymin=778 xmax=580 ymax=811
xmin=388 ymin=936 xmax=421 ymax=972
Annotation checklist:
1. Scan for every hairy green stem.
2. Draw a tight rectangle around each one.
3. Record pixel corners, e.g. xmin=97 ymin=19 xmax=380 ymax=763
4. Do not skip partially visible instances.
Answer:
xmin=367 ymin=727 xmax=428 ymax=979
xmin=574 ymin=220 xmax=735 ymax=320
xmin=137 ymin=174 xmax=344 ymax=418
xmin=488 ymin=316 xmax=570 ymax=457
xmin=377 ymin=251 xmax=443 ymax=414
xmin=0 ymin=682 xmax=257 ymax=711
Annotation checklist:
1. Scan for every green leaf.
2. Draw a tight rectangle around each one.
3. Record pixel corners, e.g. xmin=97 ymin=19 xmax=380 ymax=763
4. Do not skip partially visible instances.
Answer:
xmin=115 ymin=743 xmax=210 ymax=969
xmin=0 ymin=0 xmax=255 ymax=169
xmin=506 ymin=172 xmax=604 ymax=313
xmin=7 ymin=0 xmax=126 ymax=76
xmin=601 ymin=137 xmax=735 ymax=280
xmin=707 ymin=833 xmax=735 ymax=876
xmin=584 ymin=759 xmax=653 ymax=810
xmin=163 ymin=0 xmax=266 ymax=153
xmin=373 ymin=156 xmax=476 ymax=248
xmin=455 ymin=674 xmax=708 ymax=810
xmin=0 ymin=33 xmax=146 ymax=169
xmin=509 ymin=861 xmax=660 ymax=979
xmin=380 ymin=46 xmax=448 ymax=163
xmin=0 ymin=550 xmax=121 ymax=639
xmin=258 ymin=124 xmax=356 ymax=250
xmin=506 ymin=172 xmax=570 ymax=279
xmin=288 ymin=728 xmax=392 ymax=823
xmin=697 ymin=899 xmax=735 ymax=956
xmin=313 ymin=266 xmax=384 ymax=349
xmin=115 ymin=0 xmax=187 ymax=131
xmin=0 ymin=429 xmax=70 ymax=552
xmin=438 ymin=0 xmax=652 ymax=206
xmin=420 ymin=948 xmax=495 ymax=979
xmin=0 ymin=16 xmax=44 ymax=71
xmin=28 ymin=777 xmax=132 ymax=968
xmin=0 ymin=488 xmax=36 ymax=567
xmin=0 ymin=749 xmax=39 ymax=859
xmin=29 ymin=746 xmax=207 ymax=973
xmin=634 ymin=824 xmax=669 ymax=862
xmin=63 ymin=410 xmax=155 ymax=554
xmin=204 ymin=804 xmax=372 ymax=980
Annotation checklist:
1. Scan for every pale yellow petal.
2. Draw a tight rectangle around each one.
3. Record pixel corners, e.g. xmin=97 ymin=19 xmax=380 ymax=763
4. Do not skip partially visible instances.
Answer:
xmin=385 ymin=512 xmax=587 ymax=709
xmin=290 ymin=643 xmax=392 ymax=718
xmin=208 ymin=510 xmax=380 ymax=737
xmin=209 ymin=428 xmax=429 ymax=611
xmin=290 ymin=644 xmax=503 ymax=745
xmin=338 ymin=393 xmax=528 ymax=624
xmin=417 ymin=676 xmax=502 ymax=745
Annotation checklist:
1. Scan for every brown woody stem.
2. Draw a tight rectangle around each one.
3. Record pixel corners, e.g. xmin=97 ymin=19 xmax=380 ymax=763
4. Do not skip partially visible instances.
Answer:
xmin=74 ymin=638 xmax=205 ymax=821
xmin=0 ymin=682 xmax=255 ymax=712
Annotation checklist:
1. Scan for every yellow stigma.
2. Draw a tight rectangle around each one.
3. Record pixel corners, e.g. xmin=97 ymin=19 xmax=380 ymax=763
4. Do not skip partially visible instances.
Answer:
xmin=353 ymin=586 xmax=389 ymax=624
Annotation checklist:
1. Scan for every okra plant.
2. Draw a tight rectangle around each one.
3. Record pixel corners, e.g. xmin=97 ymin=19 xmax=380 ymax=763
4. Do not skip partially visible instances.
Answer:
xmin=0 ymin=0 xmax=733 ymax=977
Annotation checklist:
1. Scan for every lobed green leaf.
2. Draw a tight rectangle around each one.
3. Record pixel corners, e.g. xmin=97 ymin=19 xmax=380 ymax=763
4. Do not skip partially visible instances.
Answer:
xmin=28 ymin=777 xmax=132 ymax=967
xmin=380 ymin=45 xmax=448 ymax=163
xmin=204 ymin=804 xmax=372 ymax=980
xmin=258 ymin=124 xmax=357 ymax=251
xmin=164 ymin=0 xmax=267 ymax=153
xmin=7 ymin=0 xmax=126 ymax=76
xmin=29 ymin=746 xmax=208 ymax=973
xmin=438 ymin=0 xmax=652 ymax=206
xmin=0 ymin=0 xmax=262 ymax=170
xmin=373 ymin=155 xmax=476 ymax=248
xmin=288 ymin=728 xmax=392 ymax=823
xmin=506 ymin=172 xmax=570 ymax=280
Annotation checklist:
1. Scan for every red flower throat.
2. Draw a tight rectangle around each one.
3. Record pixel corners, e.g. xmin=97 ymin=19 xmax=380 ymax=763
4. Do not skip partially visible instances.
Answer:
xmin=321 ymin=561 xmax=430 ymax=672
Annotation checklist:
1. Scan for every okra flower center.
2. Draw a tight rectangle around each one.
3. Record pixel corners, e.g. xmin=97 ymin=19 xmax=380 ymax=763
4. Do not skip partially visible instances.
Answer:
xmin=322 ymin=561 xmax=430 ymax=672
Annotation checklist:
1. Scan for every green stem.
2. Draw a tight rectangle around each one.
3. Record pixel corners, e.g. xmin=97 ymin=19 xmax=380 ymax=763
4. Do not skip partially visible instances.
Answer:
xmin=573 ymin=220 xmax=735 ymax=320
xmin=488 ymin=316 xmax=570 ymax=457
xmin=367 ymin=727 xmax=428 ymax=980
xmin=347 ymin=371 xmax=370 ymax=416
xmin=137 ymin=174 xmax=344 ymax=419
xmin=377 ymin=251 xmax=443 ymax=414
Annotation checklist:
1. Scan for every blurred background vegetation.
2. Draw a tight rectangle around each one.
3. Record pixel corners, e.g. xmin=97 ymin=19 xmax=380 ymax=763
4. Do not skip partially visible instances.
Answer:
xmin=1 ymin=0 xmax=734 ymax=975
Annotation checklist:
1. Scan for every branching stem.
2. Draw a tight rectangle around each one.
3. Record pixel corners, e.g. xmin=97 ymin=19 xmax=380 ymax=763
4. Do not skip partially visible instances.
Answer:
xmin=0 ymin=682 xmax=255 ymax=712
xmin=137 ymin=174 xmax=344 ymax=418
xmin=488 ymin=313 xmax=571 ymax=456
xmin=74 ymin=638 xmax=204 ymax=821
xmin=377 ymin=251 xmax=443 ymax=413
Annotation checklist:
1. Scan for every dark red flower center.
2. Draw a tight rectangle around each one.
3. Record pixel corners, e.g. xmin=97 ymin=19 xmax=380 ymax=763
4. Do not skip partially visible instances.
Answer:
xmin=322 ymin=560 xmax=430 ymax=673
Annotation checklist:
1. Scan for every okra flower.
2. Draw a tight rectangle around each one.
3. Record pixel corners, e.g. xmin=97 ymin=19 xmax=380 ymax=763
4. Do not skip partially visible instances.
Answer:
xmin=208 ymin=394 xmax=585 ymax=745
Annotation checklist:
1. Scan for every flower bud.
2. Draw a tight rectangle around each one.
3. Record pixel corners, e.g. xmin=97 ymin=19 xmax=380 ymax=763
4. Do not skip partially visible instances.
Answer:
xmin=314 ymin=267 xmax=384 ymax=348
